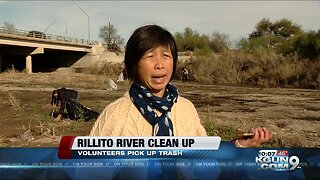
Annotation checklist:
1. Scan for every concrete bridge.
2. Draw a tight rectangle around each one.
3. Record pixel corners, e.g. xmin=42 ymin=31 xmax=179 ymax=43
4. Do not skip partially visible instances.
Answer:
xmin=0 ymin=27 xmax=106 ymax=73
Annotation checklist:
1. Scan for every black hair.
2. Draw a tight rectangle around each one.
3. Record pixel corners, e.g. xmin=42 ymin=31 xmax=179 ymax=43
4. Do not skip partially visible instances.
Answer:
xmin=51 ymin=90 xmax=59 ymax=106
xmin=124 ymin=25 xmax=178 ymax=82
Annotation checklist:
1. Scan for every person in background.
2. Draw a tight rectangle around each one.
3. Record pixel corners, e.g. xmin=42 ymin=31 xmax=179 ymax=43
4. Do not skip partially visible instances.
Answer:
xmin=89 ymin=24 xmax=272 ymax=148
xmin=51 ymin=87 xmax=79 ymax=121
xmin=182 ymin=67 xmax=189 ymax=82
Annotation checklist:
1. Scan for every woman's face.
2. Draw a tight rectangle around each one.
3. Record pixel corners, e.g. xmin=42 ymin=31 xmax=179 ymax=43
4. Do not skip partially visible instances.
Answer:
xmin=137 ymin=45 xmax=173 ymax=97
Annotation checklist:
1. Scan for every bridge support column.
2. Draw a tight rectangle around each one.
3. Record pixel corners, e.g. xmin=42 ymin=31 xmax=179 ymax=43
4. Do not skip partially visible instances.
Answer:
xmin=0 ymin=55 xmax=2 ymax=72
xmin=25 ymin=47 xmax=44 ymax=74
xmin=26 ymin=55 xmax=32 ymax=74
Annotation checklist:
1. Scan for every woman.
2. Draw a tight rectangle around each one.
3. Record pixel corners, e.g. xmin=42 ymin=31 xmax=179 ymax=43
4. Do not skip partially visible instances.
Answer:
xmin=90 ymin=25 xmax=272 ymax=147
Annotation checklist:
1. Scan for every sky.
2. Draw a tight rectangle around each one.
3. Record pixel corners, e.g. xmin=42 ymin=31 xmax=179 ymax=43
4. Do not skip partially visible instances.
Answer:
xmin=0 ymin=1 xmax=319 ymax=45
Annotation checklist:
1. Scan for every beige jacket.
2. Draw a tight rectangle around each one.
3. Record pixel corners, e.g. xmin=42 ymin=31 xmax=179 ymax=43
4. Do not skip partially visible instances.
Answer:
xmin=89 ymin=92 xmax=207 ymax=136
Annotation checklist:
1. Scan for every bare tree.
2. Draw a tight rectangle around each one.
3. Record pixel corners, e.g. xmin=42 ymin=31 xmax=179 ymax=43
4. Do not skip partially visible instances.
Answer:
xmin=210 ymin=31 xmax=231 ymax=53
xmin=3 ymin=21 xmax=16 ymax=33
xmin=99 ymin=22 xmax=124 ymax=52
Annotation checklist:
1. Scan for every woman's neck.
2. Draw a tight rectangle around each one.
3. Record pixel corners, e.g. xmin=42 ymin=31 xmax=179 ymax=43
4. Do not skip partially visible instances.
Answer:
xmin=152 ymin=89 xmax=165 ymax=98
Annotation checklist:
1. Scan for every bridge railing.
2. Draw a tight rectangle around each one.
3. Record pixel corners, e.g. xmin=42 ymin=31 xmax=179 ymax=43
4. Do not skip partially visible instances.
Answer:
xmin=0 ymin=26 xmax=99 ymax=46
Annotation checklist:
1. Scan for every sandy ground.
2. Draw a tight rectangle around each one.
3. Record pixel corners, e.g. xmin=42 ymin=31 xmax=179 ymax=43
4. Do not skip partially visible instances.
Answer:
xmin=0 ymin=72 xmax=319 ymax=148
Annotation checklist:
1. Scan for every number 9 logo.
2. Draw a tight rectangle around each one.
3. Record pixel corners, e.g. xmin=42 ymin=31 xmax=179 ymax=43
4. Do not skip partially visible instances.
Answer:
xmin=289 ymin=156 xmax=300 ymax=170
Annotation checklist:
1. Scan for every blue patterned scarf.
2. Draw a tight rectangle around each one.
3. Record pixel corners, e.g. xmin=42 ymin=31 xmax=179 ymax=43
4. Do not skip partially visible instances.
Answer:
xmin=129 ymin=82 xmax=179 ymax=136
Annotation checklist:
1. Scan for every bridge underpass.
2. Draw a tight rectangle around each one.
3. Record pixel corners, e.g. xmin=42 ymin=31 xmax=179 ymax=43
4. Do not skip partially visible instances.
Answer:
xmin=0 ymin=28 xmax=101 ymax=73
xmin=0 ymin=44 xmax=87 ymax=72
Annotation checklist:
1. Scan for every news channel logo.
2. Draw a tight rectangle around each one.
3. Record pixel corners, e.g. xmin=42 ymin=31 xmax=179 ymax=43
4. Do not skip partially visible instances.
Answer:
xmin=255 ymin=150 xmax=300 ymax=171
